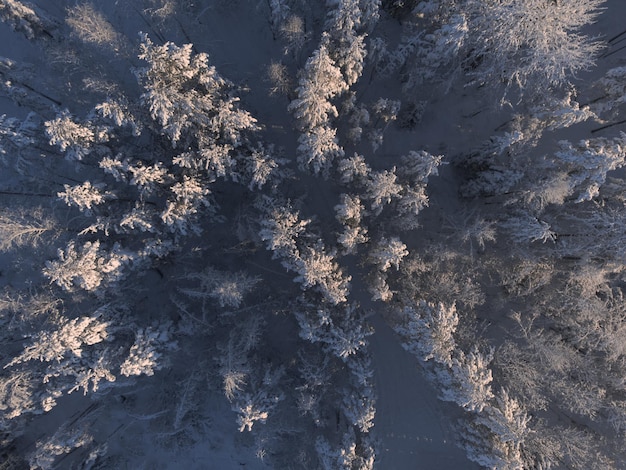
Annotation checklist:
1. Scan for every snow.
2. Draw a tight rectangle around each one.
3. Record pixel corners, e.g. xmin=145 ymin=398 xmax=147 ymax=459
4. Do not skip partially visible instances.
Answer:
xmin=369 ymin=313 xmax=478 ymax=469
xmin=2 ymin=0 xmax=626 ymax=468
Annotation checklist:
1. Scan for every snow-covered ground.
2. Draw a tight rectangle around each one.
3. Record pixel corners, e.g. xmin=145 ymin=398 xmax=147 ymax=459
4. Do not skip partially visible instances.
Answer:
xmin=369 ymin=313 xmax=478 ymax=469
xmin=2 ymin=1 xmax=626 ymax=469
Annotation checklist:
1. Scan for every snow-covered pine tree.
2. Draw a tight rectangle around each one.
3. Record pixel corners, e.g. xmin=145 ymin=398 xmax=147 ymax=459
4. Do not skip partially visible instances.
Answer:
xmin=529 ymin=91 xmax=598 ymax=132
xmin=66 ymin=3 xmax=124 ymax=52
xmin=28 ymin=424 xmax=94 ymax=470
xmin=591 ymin=65 xmax=626 ymax=116
xmin=364 ymin=167 xmax=402 ymax=215
xmin=0 ymin=371 xmax=37 ymax=423
xmin=315 ymin=427 xmax=374 ymax=470
xmin=395 ymin=300 xmax=459 ymax=367
xmin=137 ymin=33 xmax=258 ymax=149
xmin=93 ymin=98 xmax=141 ymax=135
xmin=464 ymin=0 xmax=605 ymax=97
xmin=368 ymin=236 xmax=408 ymax=272
xmin=551 ymin=132 xmax=626 ymax=202
xmin=0 ymin=207 xmax=59 ymax=252
xmin=0 ymin=0 xmax=53 ymax=40
xmin=258 ymin=202 xmax=310 ymax=260
xmin=405 ymin=0 xmax=604 ymax=100
xmin=232 ymin=366 xmax=284 ymax=432
xmin=6 ymin=315 xmax=110 ymax=366
xmin=45 ymin=111 xmax=100 ymax=161
xmin=243 ymin=144 xmax=288 ymax=191
xmin=297 ymin=125 xmax=344 ymax=176
xmin=288 ymin=39 xmax=348 ymax=132
xmin=473 ymin=388 xmax=532 ymax=468
xmin=293 ymin=242 xmax=351 ymax=305
xmin=120 ymin=324 xmax=176 ymax=377
xmin=501 ymin=215 xmax=556 ymax=244
xmin=402 ymin=12 xmax=468 ymax=90
xmin=368 ymin=271 xmax=393 ymax=301
xmin=3 ymin=308 xmax=128 ymax=413
xmin=442 ymin=346 xmax=495 ymax=413
xmin=295 ymin=303 xmax=371 ymax=359
xmin=337 ymin=153 xmax=371 ymax=184
xmin=160 ymin=175 xmax=213 ymax=236
xmin=325 ymin=0 xmax=368 ymax=87
xmin=335 ymin=193 xmax=368 ymax=253
xmin=341 ymin=383 xmax=376 ymax=433
xmin=399 ymin=149 xmax=443 ymax=184
xmin=178 ymin=266 xmax=261 ymax=310
xmin=57 ymin=181 xmax=114 ymax=215
xmin=43 ymin=240 xmax=133 ymax=293
xmin=332 ymin=32 xmax=367 ymax=87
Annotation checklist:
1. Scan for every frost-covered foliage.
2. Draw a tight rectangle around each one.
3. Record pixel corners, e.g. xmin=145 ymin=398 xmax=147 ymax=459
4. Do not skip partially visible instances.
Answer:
xmin=259 ymin=202 xmax=310 ymax=259
xmin=137 ymin=33 xmax=258 ymax=147
xmin=66 ymin=3 xmax=123 ymax=51
xmin=3 ymin=308 xmax=123 ymax=414
xmin=233 ymin=377 xmax=284 ymax=432
xmin=591 ymin=66 xmax=626 ymax=116
xmin=120 ymin=324 xmax=176 ymax=377
xmin=28 ymin=424 xmax=94 ymax=470
xmin=244 ymin=144 xmax=288 ymax=191
xmin=57 ymin=181 xmax=113 ymax=214
xmin=220 ymin=326 xmax=284 ymax=434
xmin=400 ymin=0 xmax=605 ymax=100
xmin=288 ymin=37 xmax=349 ymax=176
xmin=337 ymin=152 xmax=370 ymax=183
xmin=341 ymin=379 xmax=376 ymax=432
xmin=442 ymin=347 xmax=495 ymax=413
xmin=7 ymin=316 xmax=109 ymax=366
xmin=0 ymin=0 xmax=52 ymax=40
xmin=45 ymin=111 xmax=99 ymax=160
xmin=460 ymin=91 xmax=599 ymax=200
xmin=368 ymin=237 xmax=408 ymax=271
xmin=501 ymin=215 xmax=556 ymax=244
xmin=94 ymin=98 xmax=141 ymax=134
xmin=465 ymin=389 xmax=532 ymax=469
xmin=364 ymin=168 xmax=402 ymax=215
xmin=337 ymin=149 xmax=442 ymax=231
xmin=335 ymin=193 xmax=368 ymax=253
xmin=316 ymin=429 xmax=375 ymax=470
xmin=0 ymin=207 xmax=58 ymax=252
xmin=400 ymin=150 xmax=444 ymax=183
xmin=397 ymin=12 xmax=468 ymax=89
xmin=0 ymin=372 xmax=36 ymax=422
xmin=465 ymin=0 xmax=605 ymax=92
xmin=296 ymin=303 xmax=372 ymax=360
xmin=44 ymin=241 xmax=132 ymax=293
xmin=160 ymin=175 xmax=212 ymax=235
xmin=530 ymin=91 xmax=598 ymax=132
xmin=393 ymin=296 xmax=536 ymax=465
xmin=296 ymin=124 xmax=344 ymax=176
xmin=178 ymin=266 xmax=261 ymax=310
xmin=289 ymin=40 xmax=348 ymax=132
xmin=325 ymin=0 xmax=369 ymax=87
xmin=551 ymin=132 xmax=626 ymax=202
xmin=3 ymin=1 xmax=626 ymax=468
xmin=294 ymin=242 xmax=351 ymax=305
xmin=396 ymin=301 xmax=459 ymax=367
xmin=288 ymin=0 xmax=375 ymax=176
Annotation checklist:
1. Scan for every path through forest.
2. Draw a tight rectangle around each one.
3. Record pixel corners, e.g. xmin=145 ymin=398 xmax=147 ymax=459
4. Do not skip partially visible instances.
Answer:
xmin=369 ymin=313 xmax=479 ymax=469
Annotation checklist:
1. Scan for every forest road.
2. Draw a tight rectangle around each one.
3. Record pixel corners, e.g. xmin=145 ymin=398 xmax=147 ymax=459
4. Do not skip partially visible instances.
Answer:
xmin=367 ymin=313 xmax=478 ymax=469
